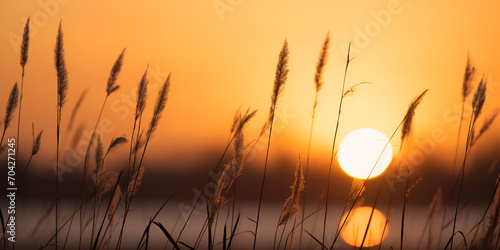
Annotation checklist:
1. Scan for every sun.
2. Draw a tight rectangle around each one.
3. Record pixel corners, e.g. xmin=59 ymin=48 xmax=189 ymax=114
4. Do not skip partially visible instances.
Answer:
xmin=340 ymin=206 xmax=388 ymax=247
xmin=337 ymin=128 xmax=393 ymax=179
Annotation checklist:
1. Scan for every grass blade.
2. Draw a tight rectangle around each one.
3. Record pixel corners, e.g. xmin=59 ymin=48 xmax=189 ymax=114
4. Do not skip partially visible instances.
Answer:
xmin=179 ymin=241 xmax=195 ymax=250
xmin=153 ymin=222 xmax=180 ymax=250
xmin=227 ymin=213 xmax=240 ymax=250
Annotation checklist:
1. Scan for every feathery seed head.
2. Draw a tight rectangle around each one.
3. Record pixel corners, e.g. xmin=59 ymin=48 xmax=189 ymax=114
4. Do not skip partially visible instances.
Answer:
xmin=148 ymin=74 xmax=170 ymax=137
xmin=108 ymin=186 xmax=122 ymax=224
xmin=95 ymin=135 xmax=104 ymax=172
xmin=135 ymin=66 xmax=149 ymax=120
xmin=54 ymin=21 xmax=68 ymax=111
xmin=20 ymin=17 xmax=30 ymax=68
xmin=472 ymin=77 xmax=487 ymax=119
xmin=107 ymin=136 xmax=128 ymax=155
xmin=31 ymin=123 xmax=43 ymax=156
xmin=278 ymin=156 xmax=305 ymax=225
xmin=462 ymin=54 xmax=476 ymax=101
xmin=269 ymin=40 xmax=289 ymax=122
xmin=4 ymin=82 xmax=19 ymax=129
xmin=128 ymin=167 xmax=145 ymax=197
xmin=401 ymin=89 xmax=429 ymax=148
xmin=314 ymin=33 xmax=330 ymax=92
xmin=106 ymin=48 xmax=125 ymax=96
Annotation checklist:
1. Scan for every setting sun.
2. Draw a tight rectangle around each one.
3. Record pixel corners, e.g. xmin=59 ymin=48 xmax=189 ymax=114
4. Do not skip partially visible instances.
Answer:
xmin=337 ymin=128 xmax=393 ymax=179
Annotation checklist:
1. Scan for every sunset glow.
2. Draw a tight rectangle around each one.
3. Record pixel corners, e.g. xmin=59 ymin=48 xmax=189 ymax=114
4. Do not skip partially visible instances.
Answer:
xmin=337 ymin=128 xmax=393 ymax=179
xmin=1 ymin=1 xmax=500 ymax=249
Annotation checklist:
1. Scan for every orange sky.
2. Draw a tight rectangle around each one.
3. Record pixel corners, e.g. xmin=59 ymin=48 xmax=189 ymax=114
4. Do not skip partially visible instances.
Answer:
xmin=1 ymin=0 xmax=500 ymax=172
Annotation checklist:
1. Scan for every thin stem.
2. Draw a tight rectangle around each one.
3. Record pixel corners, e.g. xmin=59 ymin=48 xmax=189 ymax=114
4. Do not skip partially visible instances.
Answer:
xmin=401 ymin=167 xmax=410 ymax=250
xmin=118 ymin=126 xmax=153 ymax=249
xmin=287 ymin=218 xmax=298 ymax=250
xmin=450 ymin=110 xmax=476 ymax=250
xmin=175 ymin=134 xmax=236 ymax=244
xmin=0 ymin=128 xmax=6 ymax=148
xmin=72 ymin=95 xmax=108 ymax=249
xmin=443 ymin=101 xmax=465 ymax=250
xmin=127 ymin=114 xmax=138 ymax=175
xmin=277 ymin=222 xmax=287 ymax=250
xmin=300 ymin=91 xmax=319 ymax=248
xmin=18 ymin=153 xmax=33 ymax=188
xmin=16 ymin=67 xmax=25 ymax=162
xmin=323 ymin=45 xmax=351 ymax=249
xmin=359 ymin=188 xmax=381 ymax=249
xmin=451 ymin=103 xmax=465 ymax=179
xmin=273 ymin=225 xmax=281 ymax=250
xmin=56 ymin=107 xmax=60 ymax=250
xmin=253 ymin=117 xmax=275 ymax=250
xmin=132 ymin=114 xmax=143 ymax=173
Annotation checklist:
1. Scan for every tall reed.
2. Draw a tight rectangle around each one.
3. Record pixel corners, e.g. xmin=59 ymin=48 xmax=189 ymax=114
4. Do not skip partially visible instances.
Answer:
xmin=253 ymin=40 xmax=289 ymax=250
xmin=83 ymin=48 xmax=125 ymax=182
xmin=378 ymin=89 xmax=428 ymax=249
xmin=322 ymin=43 xmax=351 ymax=249
xmin=300 ymin=32 xmax=329 ymax=248
xmin=72 ymin=48 xmax=124 ymax=248
xmin=54 ymin=21 xmax=69 ymax=249
xmin=128 ymin=66 xmax=149 ymax=174
xmin=451 ymin=77 xmax=487 ymax=249
xmin=183 ymin=108 xmax=256 ymax=249
xmin=452 ymin=54 xmax=475 ymax=177
xmin=16 ymin=17 xmax=30 ymax=158
xmin=117 ymin=73 xmax=170 ymax=249
xmin=206 ymin=110 xmax=254 ymax=244
xmin=439 ymin=56 xmax=476 ymax=248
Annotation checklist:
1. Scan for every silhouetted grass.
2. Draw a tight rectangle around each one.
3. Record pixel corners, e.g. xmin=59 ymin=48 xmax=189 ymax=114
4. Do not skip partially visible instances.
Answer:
xmin=301 ymin=32 xmax=330 ymax=249
xmin=253 ymin=40 xmax=289 ymax=250
xmin=3 ymin=21 xmax=500 ymax=250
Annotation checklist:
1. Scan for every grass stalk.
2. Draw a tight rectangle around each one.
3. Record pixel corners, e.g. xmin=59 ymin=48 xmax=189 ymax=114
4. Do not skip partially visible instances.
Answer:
xmin=400 ymin=166 xmax=410 ymax=250
xmin=451 ymin=54 xmax=475 ymax=179
xmin=117 ymin=74 xmax=170 ymax=249
xmin=253 ymin=40 xmax=289 ymax=250
xmin=16 ymin=17 xmax=30 ymax=160
xmin=54 ymin=21 xmax=69 ymax=250
xmin=322 ymin=42 xmax=351 ymax=249
xmin=301 ymin=32 xmax=330 ymax=249
xmin=451 ymin=77 xmax=486 ymax=249
xmin=359 ymin=188 xmax=381 ymax=249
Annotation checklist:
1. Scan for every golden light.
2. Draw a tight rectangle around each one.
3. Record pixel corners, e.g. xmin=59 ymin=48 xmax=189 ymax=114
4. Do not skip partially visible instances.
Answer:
xmin=337 ymin=128 xmax=393 ymax=179
xmin=340 ymin=206 xmax=388 ymax=247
